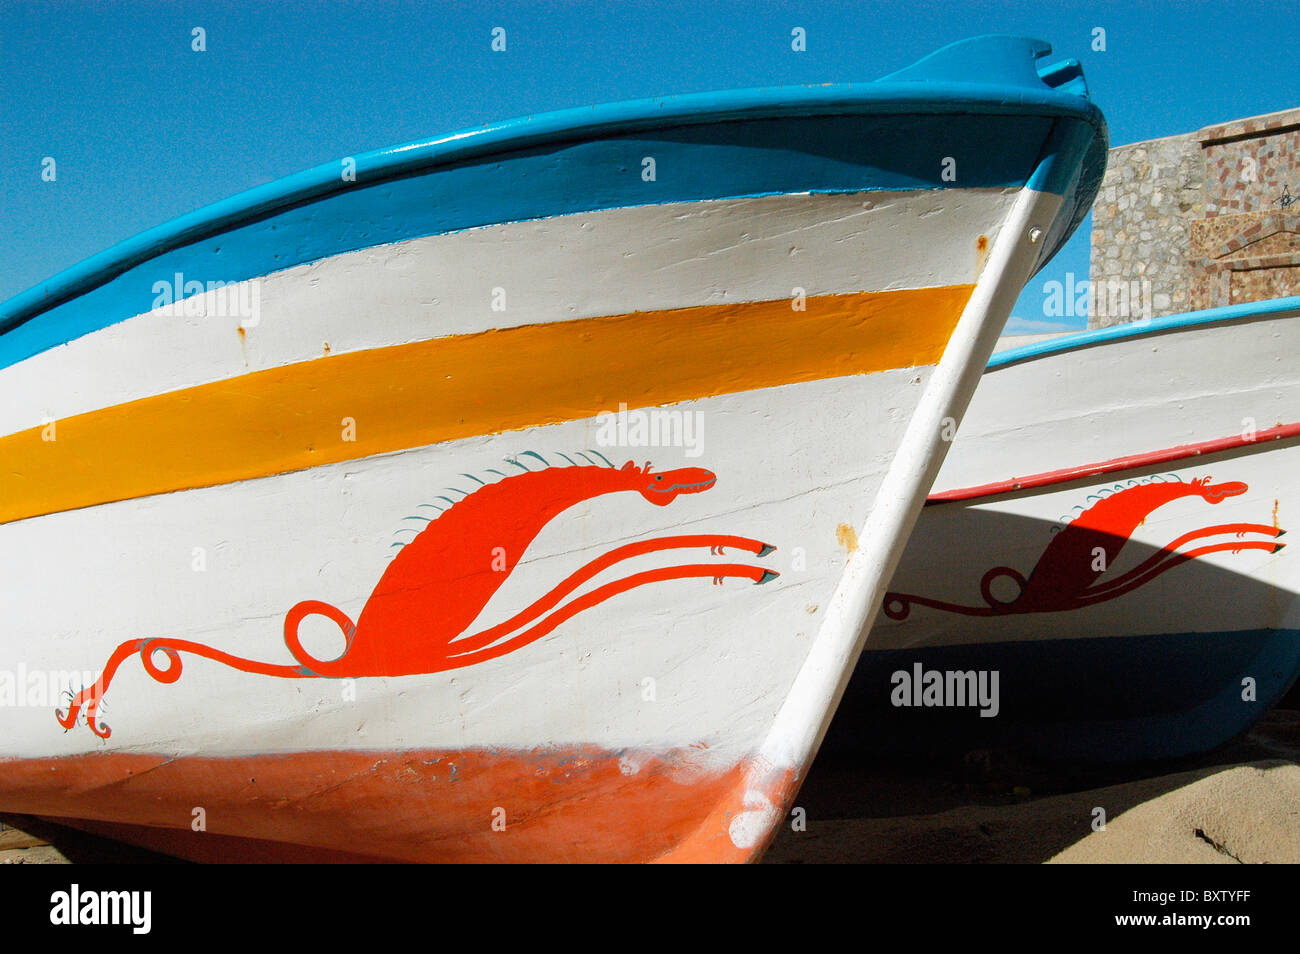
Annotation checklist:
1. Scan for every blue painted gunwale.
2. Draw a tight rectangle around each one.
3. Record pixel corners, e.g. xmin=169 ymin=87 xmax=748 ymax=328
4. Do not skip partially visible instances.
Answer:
xmin=990 ymin=294 xmax=1300 ymax=371
xmin=1 ymin=35 xmax=1106 ymax=371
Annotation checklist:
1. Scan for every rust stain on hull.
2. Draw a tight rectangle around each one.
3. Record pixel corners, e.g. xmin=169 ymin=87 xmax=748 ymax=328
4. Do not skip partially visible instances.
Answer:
xmin=836 ymin=522 xmax=859 ymax=554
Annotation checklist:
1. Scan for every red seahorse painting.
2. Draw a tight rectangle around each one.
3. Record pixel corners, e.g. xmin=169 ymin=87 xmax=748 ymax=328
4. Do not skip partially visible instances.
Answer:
xmin=57 ymin=453 xmax=778 ymax=737
xmin=883 ymin=475 xmax=1285 ymax=620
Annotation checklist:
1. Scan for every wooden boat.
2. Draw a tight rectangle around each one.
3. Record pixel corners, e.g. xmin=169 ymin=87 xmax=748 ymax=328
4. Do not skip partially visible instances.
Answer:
xmin=0 ymin=36 xmax=1104 ymax=861
xmin=843 ymin=296 xmax=1300 ymax=763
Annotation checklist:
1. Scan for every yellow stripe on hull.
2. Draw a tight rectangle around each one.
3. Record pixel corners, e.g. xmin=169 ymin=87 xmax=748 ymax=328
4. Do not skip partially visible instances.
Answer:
xmin=1 ymin=284 xmax=972 ymax=524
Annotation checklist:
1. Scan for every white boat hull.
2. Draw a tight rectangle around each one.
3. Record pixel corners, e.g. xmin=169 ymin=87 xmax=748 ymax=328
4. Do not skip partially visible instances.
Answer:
xmin=853 ymin=301 xmax=1300 ymax=761
xmin=0 ymin=36 xmax=1104 ymax=860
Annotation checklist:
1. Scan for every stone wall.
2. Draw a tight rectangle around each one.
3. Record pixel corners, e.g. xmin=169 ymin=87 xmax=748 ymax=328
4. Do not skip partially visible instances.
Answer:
xmin=1089 ymin=106 xmax=1300 ymax=328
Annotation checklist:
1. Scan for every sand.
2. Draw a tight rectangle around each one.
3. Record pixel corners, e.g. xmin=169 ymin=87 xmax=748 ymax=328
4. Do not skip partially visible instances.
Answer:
xmin=762 ymin=707 xmax=1300 ymax=863
xmin=1048 ymin=762 xmax=1300 ymax=863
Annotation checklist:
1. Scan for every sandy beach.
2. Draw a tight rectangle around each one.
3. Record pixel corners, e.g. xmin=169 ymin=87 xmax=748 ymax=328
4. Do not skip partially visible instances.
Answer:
xmin=4 ymin=694 xmax=1297 ymax=865
xmin=764 ymin=702 xmax=1300 ymax=864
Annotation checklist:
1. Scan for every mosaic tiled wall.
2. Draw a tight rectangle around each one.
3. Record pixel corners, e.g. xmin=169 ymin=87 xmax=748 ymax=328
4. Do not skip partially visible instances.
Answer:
xmin=1202 ymin=114 xmax=1300 ymax=216
xmin=1090 ymin=107 xmax=1300 ymax=328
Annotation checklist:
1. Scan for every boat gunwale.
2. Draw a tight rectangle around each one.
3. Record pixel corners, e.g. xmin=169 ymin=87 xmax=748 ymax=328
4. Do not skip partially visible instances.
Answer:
xmin=1 ymin=80 xmax=1104 ymax=342
xmin=989 ymin=295 xmax=1300 ymax=372
xmin=928 ymin=421 xmax=1300 ymax=506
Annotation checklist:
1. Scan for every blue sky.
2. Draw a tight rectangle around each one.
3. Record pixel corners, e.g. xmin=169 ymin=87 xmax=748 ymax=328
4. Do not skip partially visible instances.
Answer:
xmin=3 ymin=0 xmax=1297 ymax=329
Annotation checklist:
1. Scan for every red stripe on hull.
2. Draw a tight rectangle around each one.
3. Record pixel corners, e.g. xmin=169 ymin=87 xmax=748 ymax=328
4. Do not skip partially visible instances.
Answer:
xmin=0 ymin=746 xmax=749 ymax=863
xmin=930 ymin=421 xmax=1300 ymax=504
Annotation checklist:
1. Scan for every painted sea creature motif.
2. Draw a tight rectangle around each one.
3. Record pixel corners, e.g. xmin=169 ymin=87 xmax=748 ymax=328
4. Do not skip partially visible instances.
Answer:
xmin=57 ymin=454 xmax=778 ymax=737
xmin=883 ymin=475 xmax=1285 ymax=619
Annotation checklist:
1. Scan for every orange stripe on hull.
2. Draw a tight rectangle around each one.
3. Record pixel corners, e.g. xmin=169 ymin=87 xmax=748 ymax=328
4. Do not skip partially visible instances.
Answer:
xmin=0 ymin=746 xmax=757 ymax=863
xmin=653 ymin=761 xmax=801 ymax=863
xmin=0 ymin=284 xmax=972 ymax=525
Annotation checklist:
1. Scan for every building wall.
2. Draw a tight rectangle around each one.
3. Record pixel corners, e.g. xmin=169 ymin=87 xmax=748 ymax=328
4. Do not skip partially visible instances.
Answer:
xmin=1089 ymin=106 xmax=1300 ymax=328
